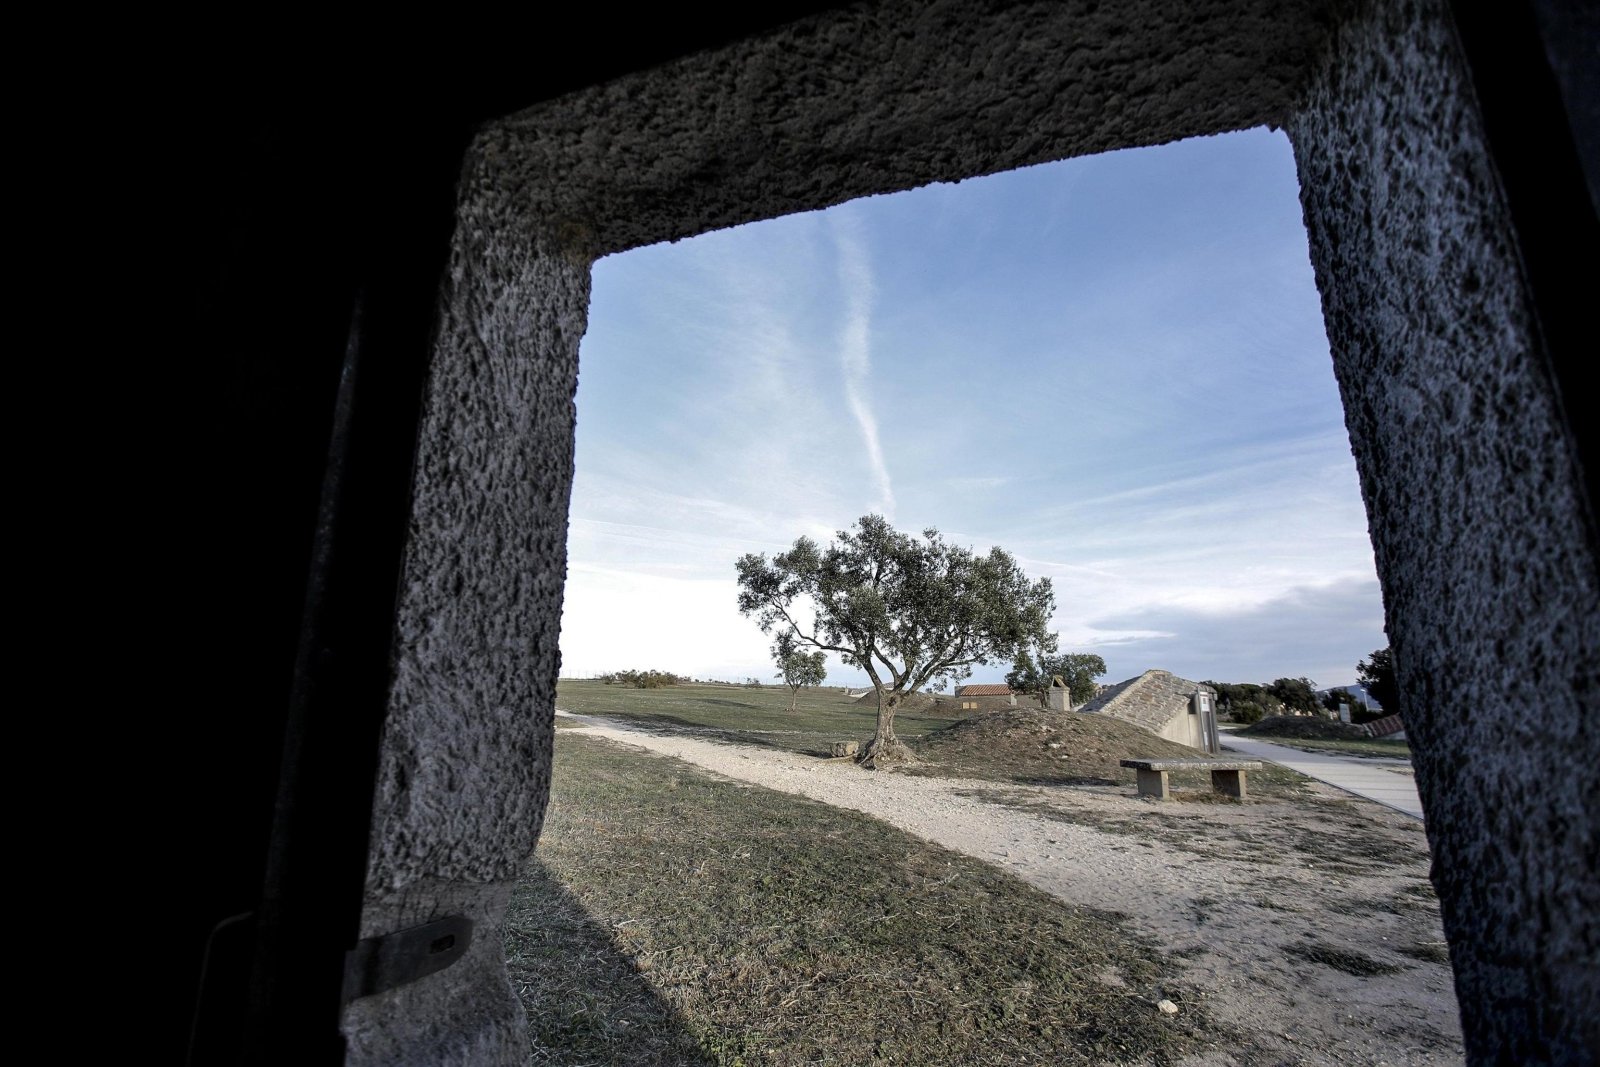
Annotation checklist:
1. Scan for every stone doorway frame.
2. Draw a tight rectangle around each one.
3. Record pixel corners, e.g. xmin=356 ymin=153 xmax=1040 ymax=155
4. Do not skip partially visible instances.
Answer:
xmin=233 ymin=2 xmax=1598 ymax=1063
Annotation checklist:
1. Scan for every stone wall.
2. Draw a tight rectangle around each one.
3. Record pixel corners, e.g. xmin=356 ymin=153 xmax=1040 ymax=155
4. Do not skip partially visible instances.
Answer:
xmin=1288 ymin=1 xmax=1599 ymax=1058
xmin=340 ymin=145 xmax=590 ymax=1064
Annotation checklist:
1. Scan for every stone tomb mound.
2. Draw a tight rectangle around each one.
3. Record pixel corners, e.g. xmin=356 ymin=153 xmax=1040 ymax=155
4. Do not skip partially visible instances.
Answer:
xmin=1077 ymin=669 xmax=1217 ymax=750
xmin=912 ymin=706 xmax=1201 ymax=785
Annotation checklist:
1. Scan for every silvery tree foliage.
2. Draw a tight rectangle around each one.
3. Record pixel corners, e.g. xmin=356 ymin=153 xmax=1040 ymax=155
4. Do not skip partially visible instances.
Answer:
xmin=737 ymin=514 xmax=1056 ymax=763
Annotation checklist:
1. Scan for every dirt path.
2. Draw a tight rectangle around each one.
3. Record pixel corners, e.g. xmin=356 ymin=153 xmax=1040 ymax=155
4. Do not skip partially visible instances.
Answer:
xmin=556 ymin=711 xmax=1464 ymax=1066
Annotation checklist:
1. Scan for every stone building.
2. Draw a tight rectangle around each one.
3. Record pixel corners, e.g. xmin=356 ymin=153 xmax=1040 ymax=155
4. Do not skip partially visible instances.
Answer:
xmin=1077 ymin=670 xmax=1219 ymax=751
xmin=952 ymin=683 xmax=1018 ymax=711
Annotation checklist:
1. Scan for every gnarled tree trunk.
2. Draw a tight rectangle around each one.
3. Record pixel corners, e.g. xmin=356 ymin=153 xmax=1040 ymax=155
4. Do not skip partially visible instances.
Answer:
xmin=861 ymin=688 xmax=915 ymax=768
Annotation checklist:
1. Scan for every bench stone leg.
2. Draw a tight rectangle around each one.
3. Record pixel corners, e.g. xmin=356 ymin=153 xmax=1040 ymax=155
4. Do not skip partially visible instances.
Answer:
xmin=1136 ymin=768 xmax=1171 ymax=800
xmin=1212 ymin=768 xmax=1246 ymax=799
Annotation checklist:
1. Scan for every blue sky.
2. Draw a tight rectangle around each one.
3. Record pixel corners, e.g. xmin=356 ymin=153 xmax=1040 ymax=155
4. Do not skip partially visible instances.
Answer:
xmin=560 ymin=127 xmax=1387 ymax=690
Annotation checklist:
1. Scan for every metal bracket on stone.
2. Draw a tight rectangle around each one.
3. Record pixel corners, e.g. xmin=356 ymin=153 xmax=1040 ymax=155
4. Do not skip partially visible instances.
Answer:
xmin=341 ymin=915 xmax=473 ymax=1004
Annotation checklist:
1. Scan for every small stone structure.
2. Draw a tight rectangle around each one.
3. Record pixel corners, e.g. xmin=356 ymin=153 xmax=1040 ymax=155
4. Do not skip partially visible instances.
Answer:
xmin=1045 ymin=676 xmax=1072 ymax=712
xmin=953 ymin=683 xmax=1017 ymax=711
xmin=1077 ymin=670 xmax=1218 ymax=752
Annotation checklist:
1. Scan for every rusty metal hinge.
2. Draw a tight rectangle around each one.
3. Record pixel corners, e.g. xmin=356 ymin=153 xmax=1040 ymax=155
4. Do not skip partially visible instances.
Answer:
xmin=342 ymin=915 xmax=473 ymax=1004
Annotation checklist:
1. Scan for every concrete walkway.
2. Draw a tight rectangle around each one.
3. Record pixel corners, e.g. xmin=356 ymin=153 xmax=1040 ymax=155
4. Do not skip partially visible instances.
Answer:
xmin=1219 ymin=732 xmax=1426 ymax=819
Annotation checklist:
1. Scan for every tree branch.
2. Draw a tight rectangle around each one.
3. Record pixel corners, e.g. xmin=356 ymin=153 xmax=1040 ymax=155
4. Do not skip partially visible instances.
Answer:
xmin=765 ymin=597 xmax=856 ymax=657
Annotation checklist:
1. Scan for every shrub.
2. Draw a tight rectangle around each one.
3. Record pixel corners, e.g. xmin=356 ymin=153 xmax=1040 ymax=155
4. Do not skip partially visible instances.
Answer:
xmin=1231 ymin=700 xmax=1266 ymax=725
xmin=1268 ymin=677 xmax=1321 ymax=714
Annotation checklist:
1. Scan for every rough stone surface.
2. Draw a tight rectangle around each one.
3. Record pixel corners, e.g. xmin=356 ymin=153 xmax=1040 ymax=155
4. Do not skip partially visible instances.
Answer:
xmin=1135 ymin=767 xmax=1172 ymax=801
xmin=342 ymin=882 xmax=523 ymax=1065
xmin=339 ymin=139 xmax=589 ymax=1064
xmin=1288 ymin=0 xmax=1599 ymax=1060
xmin=492 ymin=0 xmax=1337 ymax=258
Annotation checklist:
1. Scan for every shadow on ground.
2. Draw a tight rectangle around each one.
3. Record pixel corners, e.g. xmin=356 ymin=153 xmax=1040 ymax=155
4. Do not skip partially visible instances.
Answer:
xmin=504 ymin=861 xmax=717 ymax=1066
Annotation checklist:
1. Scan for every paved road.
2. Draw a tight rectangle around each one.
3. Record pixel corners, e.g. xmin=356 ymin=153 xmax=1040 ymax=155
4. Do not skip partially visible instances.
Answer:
xmin=1219 ymin=732 xmax=1425 ymax=819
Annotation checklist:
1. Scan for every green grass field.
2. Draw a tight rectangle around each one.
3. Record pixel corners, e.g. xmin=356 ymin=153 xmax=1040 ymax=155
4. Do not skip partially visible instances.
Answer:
xmin=508 ymin=732 xmax=1213 ymax=1066
xmin=555 ymin=679 xmax=963 ymax=757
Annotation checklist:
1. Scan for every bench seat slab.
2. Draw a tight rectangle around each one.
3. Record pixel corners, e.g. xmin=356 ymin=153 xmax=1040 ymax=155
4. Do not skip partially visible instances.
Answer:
xmin=1120 ymin=759 xmax=1262 ymax=772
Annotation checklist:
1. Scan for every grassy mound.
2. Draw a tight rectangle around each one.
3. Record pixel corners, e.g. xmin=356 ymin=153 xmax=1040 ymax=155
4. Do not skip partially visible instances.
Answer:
xmin=905 ymin=707 xmax=1203 ymax=786
xmin=1243 ymin=715 xmax=1369 ymax=740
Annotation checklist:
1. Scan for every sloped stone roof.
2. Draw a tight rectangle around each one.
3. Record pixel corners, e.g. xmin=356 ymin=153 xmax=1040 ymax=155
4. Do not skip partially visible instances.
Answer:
xmin=1077 ymin=670 xmax=1214 ymax=735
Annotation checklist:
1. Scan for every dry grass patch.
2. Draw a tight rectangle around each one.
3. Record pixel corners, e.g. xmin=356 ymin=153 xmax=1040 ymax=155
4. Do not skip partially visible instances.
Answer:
xmin=1397 ymin=942 xmax=1452 ymax=965
xmin=508 ymin=733 xmax=1217 ymax=1066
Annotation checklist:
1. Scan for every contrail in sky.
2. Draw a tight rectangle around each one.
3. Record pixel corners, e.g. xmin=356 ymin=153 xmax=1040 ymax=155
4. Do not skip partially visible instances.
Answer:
xmin=832 ymin=213 xmax=896 ymax=517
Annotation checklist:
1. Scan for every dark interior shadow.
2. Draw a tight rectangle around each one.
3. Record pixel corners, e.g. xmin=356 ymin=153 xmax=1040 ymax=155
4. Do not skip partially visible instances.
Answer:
xmin=504 ymin=861 xmax=717 ymax=1066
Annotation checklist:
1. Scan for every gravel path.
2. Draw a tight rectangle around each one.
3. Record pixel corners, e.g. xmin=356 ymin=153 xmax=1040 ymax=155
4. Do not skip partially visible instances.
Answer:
xmin=555 ymin=710 xmax=1464 ymax=1065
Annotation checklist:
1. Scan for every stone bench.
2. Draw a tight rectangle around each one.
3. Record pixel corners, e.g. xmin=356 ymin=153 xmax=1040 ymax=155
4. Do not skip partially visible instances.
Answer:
xmin=1120 ymin=758 xmax=1264 ymax=800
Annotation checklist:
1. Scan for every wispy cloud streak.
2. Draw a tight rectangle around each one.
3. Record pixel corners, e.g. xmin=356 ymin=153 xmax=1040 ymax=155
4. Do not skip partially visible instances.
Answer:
xmin=832 ymin=212 xmax=895 ymax=517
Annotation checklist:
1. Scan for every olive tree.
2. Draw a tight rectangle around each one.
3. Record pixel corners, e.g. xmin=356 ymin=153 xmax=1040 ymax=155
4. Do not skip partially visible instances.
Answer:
xmin=736 ymin=514 xmax=1056 ymax=766
xmin=773 ymin=634 xmax=828 ymax=711
xmin=1006 ymin=648 xmax=1107 ymax=707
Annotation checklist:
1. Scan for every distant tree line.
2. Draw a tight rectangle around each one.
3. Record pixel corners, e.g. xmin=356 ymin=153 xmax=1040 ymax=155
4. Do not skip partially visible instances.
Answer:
xmin=1205 ymin=646 xmax=1398 ymax=725
xmin=1204 ymin=677 xmax=1321 ymax=724
xmin=1320 ymin=687 xmax=1382 ymax=724
xmin=599 ymin=669 xmax=685 ymax=689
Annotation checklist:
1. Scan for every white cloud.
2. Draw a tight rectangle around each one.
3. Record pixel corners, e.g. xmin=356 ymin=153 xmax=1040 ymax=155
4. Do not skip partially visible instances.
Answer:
xmin=830 ymin=210 xmax=896 ymax=518
xmin=1076 ymin=578 xmax=1388 ymax=685
xmin=557 ymin=566 xmax=773 ymax=681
